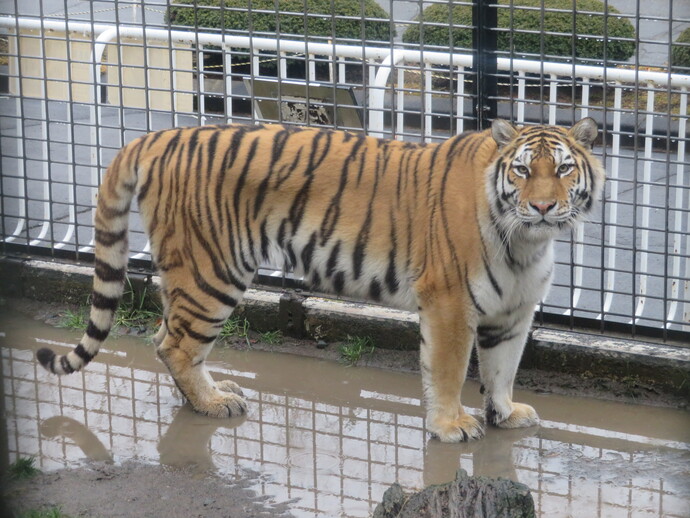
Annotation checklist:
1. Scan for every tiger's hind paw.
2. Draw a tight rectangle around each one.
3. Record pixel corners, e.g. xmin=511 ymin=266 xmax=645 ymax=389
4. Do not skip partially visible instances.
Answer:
xmin=428 ymin=413 xmax=485 ymax=443
xmin=216 ymin=379 xmax=245 ymax=397
xmin=193 ymin=390 xmax=247 ymax=418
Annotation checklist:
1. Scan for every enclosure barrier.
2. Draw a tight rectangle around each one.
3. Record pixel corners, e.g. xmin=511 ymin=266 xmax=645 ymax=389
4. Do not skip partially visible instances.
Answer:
xmin=0 ymin=15 xmax=688 ymax=339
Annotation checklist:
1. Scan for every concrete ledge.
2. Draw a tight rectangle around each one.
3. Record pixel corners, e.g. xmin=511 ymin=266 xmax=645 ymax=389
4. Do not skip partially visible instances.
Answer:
xmin=2 ymin=255 xmax=688 ymax=398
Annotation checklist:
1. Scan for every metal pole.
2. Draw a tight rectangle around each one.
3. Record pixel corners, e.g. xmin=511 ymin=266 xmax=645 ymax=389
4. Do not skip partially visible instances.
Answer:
xmin=472 ymin=0 xmax=497 ymax=129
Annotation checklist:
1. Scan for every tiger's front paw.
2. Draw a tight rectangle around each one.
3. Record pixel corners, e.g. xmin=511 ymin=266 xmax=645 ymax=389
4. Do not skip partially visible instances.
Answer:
xmin=488 ymin=402 xmax=539 ymax=429
xmin=216 ymin=379 xmax=245 ymax=397
xmin=192 ymin=390 xmax=247 ymax=418
xmin=428 ymin=413 xmax=485 ymax=442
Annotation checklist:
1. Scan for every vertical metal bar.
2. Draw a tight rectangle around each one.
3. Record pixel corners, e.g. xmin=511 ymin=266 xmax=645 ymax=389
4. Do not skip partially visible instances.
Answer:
xmin=548 ymin=74 xmax=557 ymax=125
xmin=634 ymin=83 xmax=654 ymax=321
xmin=396 ymin=65 xmax=404 ymax=139
xmin=472 ymin=0 xmax=497 ymax=129
xmin=669 ymin=88 xmax=688 ymax=329
xmin=516 ymin=72 xmax=525 ymax=123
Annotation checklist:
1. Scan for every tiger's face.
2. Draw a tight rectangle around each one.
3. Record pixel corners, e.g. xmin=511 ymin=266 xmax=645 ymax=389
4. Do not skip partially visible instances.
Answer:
xmin=489 ymin=118 xmax=604 ymax=239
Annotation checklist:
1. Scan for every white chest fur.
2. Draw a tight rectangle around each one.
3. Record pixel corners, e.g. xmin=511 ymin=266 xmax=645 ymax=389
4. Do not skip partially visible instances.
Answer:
xmin=473 ymin=233 xmax=555 ymax=324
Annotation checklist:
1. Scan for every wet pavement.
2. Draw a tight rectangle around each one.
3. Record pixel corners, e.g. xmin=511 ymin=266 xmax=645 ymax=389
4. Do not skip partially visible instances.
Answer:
xmin=1 ymin=307 xmax=689 ymax=517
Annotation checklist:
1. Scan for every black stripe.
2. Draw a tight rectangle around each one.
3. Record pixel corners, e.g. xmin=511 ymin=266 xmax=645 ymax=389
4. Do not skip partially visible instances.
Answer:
xmin=287 ymin=177 xmax=314 ymax=236
xmin=301 ymin=232 xmax=317 ymax=273
xmin=464 ymin=266 xmax=485 ymax=315
xmin=286 ymin=242 xmax=297 ymax=269
xmin=74 ymin=344 xmax=94 ymax=362
xmin=177 ymin=319 xmax=217 ymax=344
xmin=260 ymin=219 xmax=270 ymax=261
xmin=477 ymin=324 xmax=517 ymax=349
xmin=188 ymin=215 xmax=247 ymax=292
xmin=60 ymin=355 xmax=75 ymax=374
xmin=192 ymin=268 xmax=238 ymax=308
xmin=170 ymin=287 xmax=207 ymax=313
xmin=94 ymin=259 xmax=125 ymax=283
xmin=233 ymin=136 xmax=259 ymax=220
xmin=326 ymin=241 xmax=341 ymax=278
xmin=179 ymin=305 xmax=226 ymax=324
xmin=333 ymin=271 xmax=345 ymax=294
xmin=91 ymin=291 xmax=120 ymax=312
xmin=369 ymin=279 xmax=382 ymax=301
xmin=482 ymin=256 xmax=503 ymax=298
xmin=385 ymin=244 xmax=399 ymax=294
xmin=311 ymin=271 xmax=322 ymax=291
xmin=95 ymin=229 xmax=127 ymax=247
xmin=86 ymin=320 xmax=110 ymax=341
xmin=353 ymin=209 xmax=372 ymax=280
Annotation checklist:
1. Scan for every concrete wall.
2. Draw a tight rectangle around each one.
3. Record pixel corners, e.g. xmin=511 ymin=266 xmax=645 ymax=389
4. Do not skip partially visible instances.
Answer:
xmin=10 ymin=29 xmax=194 ymax=111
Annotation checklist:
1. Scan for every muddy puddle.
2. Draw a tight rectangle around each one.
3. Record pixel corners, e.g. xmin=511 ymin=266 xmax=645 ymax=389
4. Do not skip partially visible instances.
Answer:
xmin=1 ymin=307 xmax=689 ymax=517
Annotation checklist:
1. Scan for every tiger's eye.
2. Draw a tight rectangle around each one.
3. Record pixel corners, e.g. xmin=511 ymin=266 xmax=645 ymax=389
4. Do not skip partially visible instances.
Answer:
xmin=558 ymin=163 xmax=571 ymax=174
xmin=515 ymin=165 xmax=529 ymax=176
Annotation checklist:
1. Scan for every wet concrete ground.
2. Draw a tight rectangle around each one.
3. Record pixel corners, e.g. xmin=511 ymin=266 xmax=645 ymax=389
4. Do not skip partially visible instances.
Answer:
xmin=1 ymin=306 xmax=689 ymax=517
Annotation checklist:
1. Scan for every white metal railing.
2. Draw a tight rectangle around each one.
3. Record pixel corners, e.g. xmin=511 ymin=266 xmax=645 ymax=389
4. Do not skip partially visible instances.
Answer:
xmin=0 ymin=16 xmax=688 ymax=334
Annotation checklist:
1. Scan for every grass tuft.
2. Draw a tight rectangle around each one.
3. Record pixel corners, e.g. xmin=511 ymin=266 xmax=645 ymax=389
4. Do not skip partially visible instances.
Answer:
xmin=113 ymin=281 xmax=160 ymax=331
xmin=8 ymin=456 xmax=40 ymax=480
xmin=219 ymin=315 xmax=250 ymax=339
xmin=56 ymin=308 xmax=88 ymax=331
xmin=19 ymin=507 xmax=72 ymax=518
xmin=339 ymin=335 xmax=374 ymax=366
xmin=260 ymin=330 xmax=282 ymax=345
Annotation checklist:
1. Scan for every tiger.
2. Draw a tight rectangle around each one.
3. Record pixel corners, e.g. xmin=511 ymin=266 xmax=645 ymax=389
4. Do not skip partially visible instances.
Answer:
xmin=36 ymin=118 xmax=604 ymax=442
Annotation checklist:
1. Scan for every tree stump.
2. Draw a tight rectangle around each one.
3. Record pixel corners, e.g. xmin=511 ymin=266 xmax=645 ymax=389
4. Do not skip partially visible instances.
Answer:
xmin=373 ymin=469 xmax=535 ymax=518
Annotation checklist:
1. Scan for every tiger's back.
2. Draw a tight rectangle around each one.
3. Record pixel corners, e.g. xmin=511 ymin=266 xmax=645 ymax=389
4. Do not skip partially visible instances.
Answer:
xmin=134 ymin=124 xmax=492 ymax=311
xmin=37 ymin=120 xmax=604 ymax=443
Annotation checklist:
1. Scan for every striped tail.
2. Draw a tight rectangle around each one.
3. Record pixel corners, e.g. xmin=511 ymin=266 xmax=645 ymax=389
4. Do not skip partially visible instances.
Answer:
xmin=37 ymin=141 xmax=140 ymax=375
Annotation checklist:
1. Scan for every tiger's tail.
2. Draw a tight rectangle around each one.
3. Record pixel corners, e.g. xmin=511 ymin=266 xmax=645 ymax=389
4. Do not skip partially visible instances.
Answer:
xmin=37 ymin=138 xmax=142 ymax=375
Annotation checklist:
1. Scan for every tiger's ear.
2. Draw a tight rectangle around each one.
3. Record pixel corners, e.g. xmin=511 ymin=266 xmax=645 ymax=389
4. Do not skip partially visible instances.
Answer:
xmin=569 ymin=117 xmax=598 ymax=148
xmin=491 ymin=119 xmax=518 ymax=149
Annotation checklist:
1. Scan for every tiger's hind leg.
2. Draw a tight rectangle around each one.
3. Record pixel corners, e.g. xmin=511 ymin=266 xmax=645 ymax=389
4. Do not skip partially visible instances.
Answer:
xmin=155 ymin=272 xmax=251 ymax=418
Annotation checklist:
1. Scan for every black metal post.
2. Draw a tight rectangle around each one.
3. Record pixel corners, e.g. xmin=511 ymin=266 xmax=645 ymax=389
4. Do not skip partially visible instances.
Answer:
xmin=472 ymin=0 xmax=498 ymax=129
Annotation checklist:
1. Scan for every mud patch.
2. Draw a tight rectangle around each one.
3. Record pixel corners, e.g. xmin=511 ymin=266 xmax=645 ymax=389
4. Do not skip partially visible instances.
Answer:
xmin=5 ymin=461 xmax=294 ymax=518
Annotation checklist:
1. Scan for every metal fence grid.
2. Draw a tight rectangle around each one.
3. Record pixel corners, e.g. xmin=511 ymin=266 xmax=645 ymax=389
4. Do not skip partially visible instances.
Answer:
xmin=0 ymin=1 xmax=688 ymax=341
xmin=3 ymin=341 xmax=689 ymax=517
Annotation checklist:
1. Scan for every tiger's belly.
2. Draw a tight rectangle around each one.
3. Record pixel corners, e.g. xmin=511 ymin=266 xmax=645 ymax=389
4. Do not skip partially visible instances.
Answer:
xmin=262 ymin=233 xmax=418 ymax=312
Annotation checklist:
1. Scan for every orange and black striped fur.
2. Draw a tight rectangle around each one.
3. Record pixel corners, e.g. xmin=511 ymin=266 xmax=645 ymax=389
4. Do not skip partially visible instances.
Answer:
xmin=37 ymin=119 xmax=604 ymax=442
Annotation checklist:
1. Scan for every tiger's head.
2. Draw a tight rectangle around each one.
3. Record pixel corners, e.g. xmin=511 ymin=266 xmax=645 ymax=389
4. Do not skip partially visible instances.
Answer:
xmin=488 ymin=118 xmax=605 ymax=240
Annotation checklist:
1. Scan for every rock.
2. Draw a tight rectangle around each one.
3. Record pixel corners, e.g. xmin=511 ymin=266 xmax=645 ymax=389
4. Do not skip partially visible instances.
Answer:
xmin=373 ymin=469 xmax=535 ymax=518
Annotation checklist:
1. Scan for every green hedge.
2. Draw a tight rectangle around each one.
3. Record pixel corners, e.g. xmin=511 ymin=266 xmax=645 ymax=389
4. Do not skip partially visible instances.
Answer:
xmin=403 ymin=0 xmax=636 ymax=62
xmin=166 ymin=0 xmax=392 ymax=43
xmin=671 ymin=27 xmax=690 ymax=71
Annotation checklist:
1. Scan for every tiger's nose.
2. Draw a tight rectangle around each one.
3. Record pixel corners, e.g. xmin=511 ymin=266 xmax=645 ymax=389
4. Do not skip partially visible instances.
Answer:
xmin=530 ymin=201 xmax=556 ymax=215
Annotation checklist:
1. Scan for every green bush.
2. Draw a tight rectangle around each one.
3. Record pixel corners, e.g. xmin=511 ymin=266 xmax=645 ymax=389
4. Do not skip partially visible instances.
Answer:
xmin=671 ymin=27 xmax=690 ymax=71
xmin=403 ymin=0 xmax=636 ymax=63
xmin=166 ymin=0 xmax=392 ymax=43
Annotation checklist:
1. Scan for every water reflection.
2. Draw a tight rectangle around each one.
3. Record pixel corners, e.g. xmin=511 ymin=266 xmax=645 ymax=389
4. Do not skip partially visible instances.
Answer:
xmin=1 ymin=310 xmax=689 ymax=517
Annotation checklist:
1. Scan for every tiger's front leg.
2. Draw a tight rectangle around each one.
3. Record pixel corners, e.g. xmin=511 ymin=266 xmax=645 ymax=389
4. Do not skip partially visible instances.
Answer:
xmin=477 ymin=307 xmax=539 ymax=429
xmin=419 ymin=294 xmax=485 ymax=442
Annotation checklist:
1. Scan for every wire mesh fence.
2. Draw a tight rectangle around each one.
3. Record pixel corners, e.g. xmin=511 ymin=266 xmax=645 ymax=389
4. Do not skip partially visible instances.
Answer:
xmin=0 ymin=1 xmax=688 ymax=340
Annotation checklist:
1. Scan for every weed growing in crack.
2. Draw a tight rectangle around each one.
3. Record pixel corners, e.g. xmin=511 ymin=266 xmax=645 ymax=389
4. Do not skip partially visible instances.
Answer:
xmin=339 ymin=335 xmax=374 ymax=366
xmin=8 ymin=456 xmax=40 ymax=480
xmin=19 ymin=508 xmax=72 ymax=518
xmin=56 ymin=308 xmax=88 ymax=331
xmin=260 ymin=330 xmax=283 ymax=345
xmin=113 ymin=280 xmax=160 ymax=331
